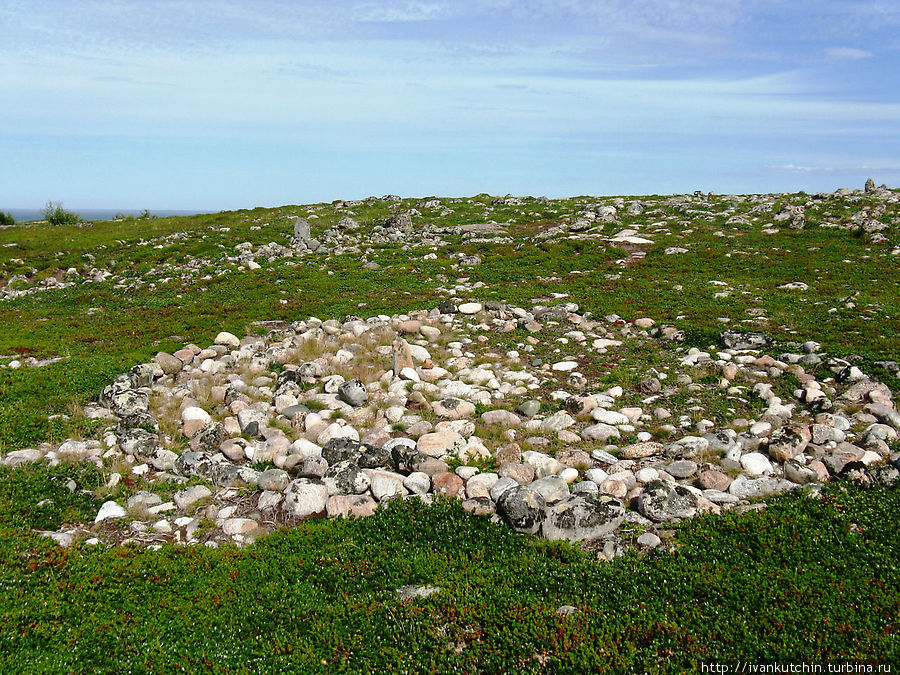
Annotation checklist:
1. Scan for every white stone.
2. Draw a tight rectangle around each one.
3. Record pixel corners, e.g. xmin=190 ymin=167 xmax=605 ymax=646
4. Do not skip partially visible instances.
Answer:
xmin=559 ymin=467 xmax=580 ymax=484
xmin=522 ymin=450 xmax=564 ymax=478
xmin=95 ymin=501 xmax=127 ymax=523
xmin=740 ymin=452 xmax=774 ymax=477
xmin=458 ymin=302 xmax=483 ymax=314
xmin=214 ymin=331 xmax=241 ymax=347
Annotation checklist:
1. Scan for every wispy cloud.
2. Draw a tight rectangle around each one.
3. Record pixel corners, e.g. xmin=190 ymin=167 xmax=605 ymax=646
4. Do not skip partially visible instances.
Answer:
xmin=826 ymin=47 xmax=874 ymax=60
xmin=765 ymin=163 xmax=900 ymax=174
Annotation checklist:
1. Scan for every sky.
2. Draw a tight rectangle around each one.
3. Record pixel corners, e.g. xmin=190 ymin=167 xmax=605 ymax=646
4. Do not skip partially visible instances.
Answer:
xmin=1 ymin=0 xmax=899 ymax=211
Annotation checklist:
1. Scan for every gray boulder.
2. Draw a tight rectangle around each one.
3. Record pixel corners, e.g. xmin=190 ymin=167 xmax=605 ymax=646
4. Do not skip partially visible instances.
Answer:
xmin=293 ymin=217 xmax=311 ymax=240
xmin=189 ymin=422 xmax=225 ymax=453
xmin=174 ymin=451 xmax=216 ymax=481
xmin=385 ymin=437 xmax=420 ymax=473
xmin=322 ymin=437 xmax=363 ymax=465
xmin=542 ymin=494 xmax=625 ymax=542
xmin=496 ymin=486 xmax=546 ymax=535
xmin=323 ymin=459 xmax=371 ymax=495
xmin=636 ymin=480 xmax=699 ymax=522
xmin=102 ymin=387 xmax=149 ymax=417
xmin=282 ymin=480 xmax=328 ymax=519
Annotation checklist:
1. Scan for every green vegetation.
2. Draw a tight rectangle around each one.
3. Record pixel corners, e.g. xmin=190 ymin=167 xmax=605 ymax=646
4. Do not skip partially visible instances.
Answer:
xmin=0 ymin=466 xmax=896 ymax=671
xmin=0 ymin=212 xmax=14 ymax=227
xmin=41 ymin=200 xmax=80 ymax=226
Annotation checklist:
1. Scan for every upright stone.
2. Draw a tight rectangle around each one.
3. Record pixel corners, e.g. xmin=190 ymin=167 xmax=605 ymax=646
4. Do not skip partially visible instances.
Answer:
xmin=293 ymin=217 xmax=311 ymax=241
xmin=392 ymin=338 xmax=415 ymax=377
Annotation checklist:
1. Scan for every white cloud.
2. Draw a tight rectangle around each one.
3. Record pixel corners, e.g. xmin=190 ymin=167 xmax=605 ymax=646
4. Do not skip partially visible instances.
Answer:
xmin=765 ymin=163 xmax=900 ymax=174
xmin=826 ymin=47 xmax=874 ymax=60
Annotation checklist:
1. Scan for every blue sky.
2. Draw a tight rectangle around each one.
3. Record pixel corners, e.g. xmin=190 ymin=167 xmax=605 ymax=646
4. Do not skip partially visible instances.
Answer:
xmin=1 ymin=0 xmax=898 ymax=210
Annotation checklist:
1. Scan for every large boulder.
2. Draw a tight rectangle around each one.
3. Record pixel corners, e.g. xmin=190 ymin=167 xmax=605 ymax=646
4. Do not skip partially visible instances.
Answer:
xmin=293 ymin=217 xmax=311 ymax=241
xmin=496 ymin=486 xmax=546 ymax=535
xmin=636 ymin=480 xmax=699 ymax=522
xmin=542 ymin=494 xmax=626 ymax=542
xmin=282 ymin=480 xmax=328 ymax=519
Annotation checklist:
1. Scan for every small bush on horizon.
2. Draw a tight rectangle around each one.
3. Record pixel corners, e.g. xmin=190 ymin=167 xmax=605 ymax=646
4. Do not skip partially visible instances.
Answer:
xmin=42 ymin=200 xmax=80 ymax=226
xmin=0 ymin=211 xmax=14 ymax=226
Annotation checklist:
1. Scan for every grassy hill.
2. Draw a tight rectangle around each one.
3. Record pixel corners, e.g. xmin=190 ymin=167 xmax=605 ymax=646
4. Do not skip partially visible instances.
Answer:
xmin=0 ymin=190 xmax=898 ymax=671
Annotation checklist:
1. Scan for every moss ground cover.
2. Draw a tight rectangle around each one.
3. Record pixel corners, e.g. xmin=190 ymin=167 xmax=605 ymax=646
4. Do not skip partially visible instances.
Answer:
xmin=0 ymin=468 xmax=896 ymax=672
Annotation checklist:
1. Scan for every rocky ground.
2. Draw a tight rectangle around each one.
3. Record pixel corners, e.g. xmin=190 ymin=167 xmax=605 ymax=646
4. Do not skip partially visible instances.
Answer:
xmin=6 ymin=297 xmax=898 ymax=559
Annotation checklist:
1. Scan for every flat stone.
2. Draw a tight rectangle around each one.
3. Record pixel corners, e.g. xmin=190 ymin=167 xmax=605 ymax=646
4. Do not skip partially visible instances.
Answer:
xmin=620 ymin=442 xmax=664 ymax=459
xmin=417 ymin=430 xmax=464 ymax=458
xmin=174 ymin=485 xmax=213 ymax=511
xmin=581 ymin=423 xmax=620 ymax=442
xmin=666 ymin=460 xmax=698 ymax=479
xmin=729 ymin=475 xmax=797 ymax=499
xmin=481 ymin=410 xmax=521 ymax=426
xmin=458 ymin=302 xmax=483 ymax=314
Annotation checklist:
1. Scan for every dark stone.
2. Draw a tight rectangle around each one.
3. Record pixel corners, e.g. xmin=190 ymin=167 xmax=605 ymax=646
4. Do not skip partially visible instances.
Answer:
xmin=128 ymin=363 xmax=155 ymax=388
xmin=323 ymin=459 xmax=371 ymax=495
xmin=358 ymin=443 xmax=391 ymax=469
xmin=437 ymin=299 xmax=457 ymax=314
xmin=116 ymin=411 xmax=158 ymax=434
xmin=118 ymin=428 xmax=162 ymax=458
xmin=322 ymin=438 xmax=363 ymax=466
xmin=496 ymin=486 xmax=546 ymax=535
xmin=175 ymin=452 xmax=216 ymax=481
xmin=385 ymin=438 xmax=420 ymax=473
xmin=190 ymin=422 xmax=225 ymax=453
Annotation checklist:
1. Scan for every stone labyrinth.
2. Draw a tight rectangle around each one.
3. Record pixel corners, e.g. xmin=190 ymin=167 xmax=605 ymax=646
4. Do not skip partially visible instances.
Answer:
xmin=5 ymin=300 xmax=899 ymax=559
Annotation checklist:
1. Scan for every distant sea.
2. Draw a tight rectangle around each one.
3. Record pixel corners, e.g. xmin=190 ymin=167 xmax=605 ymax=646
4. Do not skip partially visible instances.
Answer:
xmin=2 ymin=208 xmax=205 ymax=223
